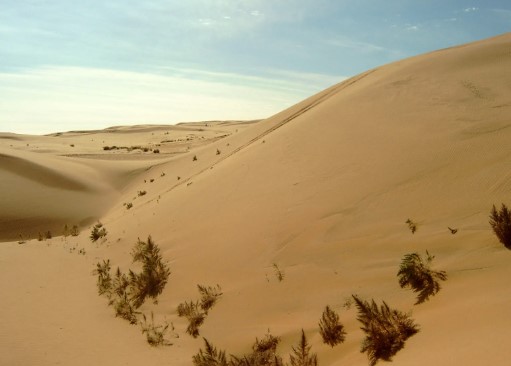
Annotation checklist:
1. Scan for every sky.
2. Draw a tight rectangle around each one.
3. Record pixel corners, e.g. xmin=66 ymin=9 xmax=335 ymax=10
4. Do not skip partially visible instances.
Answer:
xmin=1 ymin=1 xmax=510 ymax=134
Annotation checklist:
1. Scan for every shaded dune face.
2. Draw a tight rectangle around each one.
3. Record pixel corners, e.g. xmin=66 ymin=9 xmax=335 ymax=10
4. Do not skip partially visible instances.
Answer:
xmin=0 ymin=153 xmax=91 ymax=192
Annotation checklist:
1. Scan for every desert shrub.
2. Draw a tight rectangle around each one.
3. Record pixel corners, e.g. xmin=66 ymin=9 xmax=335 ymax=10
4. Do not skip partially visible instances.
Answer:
xmin=289 ymin=330 xmax=318 ymax=366
xmin=231 ymin=333 xmax=283 ymax=366
xmin=319 ymin=306 xmax=346 ymax=347
xmin=193 ymin=155 xmax=197 ymax=161
xmin=153 ymin=149 xmax=160 ymax=154
xmin=140 ymin=312 xmax=173 ymax=346
xmin=93 ymin=259 xmax=113 ymax=296
xmin=63 ymin=224 xmax=69 ymax=237
xmin=71 ymin=225 xmax=79 ymax=236
xmin=490 ymin=204 xmax=511 ymax=249
xmin=352 ymin=295 xmax=419 ymax=366
xmin=198 ymin=284 xmax=223 ymax=314
xmin=138 ymin=190 xmax=147 ymax=196
xmin=129 ymin=236 xmax=171 ymax=307
xmin=273 ymin=263 xmax=284 ymax=282
xmin=177 ymin=300 xmax=206 ymax=338
xmin=216 ymin=149 xmax=221 ymax=155
xmin=405 ymin=219 xmax=417 ymax=234
xmin=38 ymin=232 xmax=43 ymax=241
xmin=103 ymin=146 xmax=111 ymax=151
xmin=193 ymin=338 xmax=229 ymax=366
xmin=45 ymin=231 xmax=52 ymax=239
xmin=125 ymin=202 xmax=133 ymax=210
xmin=397 ymin=251 xmax=447 ymax=304
xmin=90 ymin=222 xmax=107 ymax=242
xmin=110 ymin=267 xmax=139 ymax=324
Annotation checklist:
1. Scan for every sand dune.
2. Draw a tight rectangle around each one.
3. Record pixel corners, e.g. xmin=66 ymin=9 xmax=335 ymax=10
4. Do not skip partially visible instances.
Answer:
xmin=1 ymin=33 xmax=511 ymax=366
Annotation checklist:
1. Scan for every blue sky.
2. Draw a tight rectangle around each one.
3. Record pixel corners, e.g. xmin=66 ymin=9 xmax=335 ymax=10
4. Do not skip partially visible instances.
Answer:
xmin=1 ymin=1 xmax=510 ymax=134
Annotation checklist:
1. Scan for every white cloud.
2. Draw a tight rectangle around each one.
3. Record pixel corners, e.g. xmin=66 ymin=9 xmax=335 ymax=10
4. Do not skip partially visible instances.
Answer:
xmin=463 ymin=7 xmax=479 ymax=12
xmin=406 ymin=24 xmax=420 ymax=31
xmin=0 ymin=66 xmax=342 ymax=134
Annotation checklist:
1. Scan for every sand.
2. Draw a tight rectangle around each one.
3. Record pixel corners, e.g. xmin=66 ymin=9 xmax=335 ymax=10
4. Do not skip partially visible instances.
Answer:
xmin=1 ymin=33 xmax=511 ymax=366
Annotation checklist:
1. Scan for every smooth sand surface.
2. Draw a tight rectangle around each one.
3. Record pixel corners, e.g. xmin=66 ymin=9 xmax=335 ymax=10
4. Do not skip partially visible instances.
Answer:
xmin=1 ymin=33 xmax=511 ymax=365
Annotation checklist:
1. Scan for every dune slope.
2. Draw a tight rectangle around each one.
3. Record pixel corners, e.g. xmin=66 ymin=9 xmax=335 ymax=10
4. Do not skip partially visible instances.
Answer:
xmin=1 ymin=33 xmax=511 ymax=366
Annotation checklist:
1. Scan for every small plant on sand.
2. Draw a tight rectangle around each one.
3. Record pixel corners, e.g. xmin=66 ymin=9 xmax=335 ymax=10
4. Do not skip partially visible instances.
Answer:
xmin=71 ymin=225 xmax=79 ymax=236
xmin=178 ymin=284 xmax=223 ymax=337
xmin=111 ymin=267 xmax=140 ymax=324
xmin=140 ymin=312 xmax=173 ymax=346
xmin=138 ymin=190 xmax=147 ymax=196
xmin=193 ymin=155 xmax=197 ymax=161
xmin=273 ymin=263 xmax=285 ymax=282
xmin=90 ymin=222 xmax=107 ymax=242
xmin=198 ymin=284 xmax=223 ymax=314
xmin=125 ymin=202 xmax=133 ymax=210
xmin=397 ymin=251 xmax=447 ymax=304
xmin=38 ymin=232 xmax=44 ymax=241
xmin=405 ymin=219 xmax=417 ymax=234
xmin=319 ymin=306 xmax=346 ymax=347
xmin=216 ymin=149 xmax=221 ymax=155
xmin=129 ymin=236 xmax=171 ymax=307
xmin=490 ymin=203 xmax=511 ymax=249
xmin=45 ymin=230 xmax=52 ymax=239
xmin=231 ymin=333 xmax=283 ymax=366
xmin=63 ymin=224 xmax=69 ymax=237
xmin=289 ymin=330 xmax=318 ymax=366
xmin=93 ymin=259 xmax=113 ymax=296
xmin=193 ymin=338 xmax=229 ymax=366
xmin=177 ymin=300 xmax=206 ymax=338
xmin=352 ymin=295 xmax=419 ymax=366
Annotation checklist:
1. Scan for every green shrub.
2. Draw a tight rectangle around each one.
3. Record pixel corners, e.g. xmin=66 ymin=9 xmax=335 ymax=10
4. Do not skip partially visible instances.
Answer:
xmin=397 ymin=251 xmax=447 ymax=304
xmin=319 ymin=306 xmax=346 ymax=347
xmin=353 ymin=295 xmax=419 ymax=366
xmin=490 ymin=204 xmax=511 ymax=249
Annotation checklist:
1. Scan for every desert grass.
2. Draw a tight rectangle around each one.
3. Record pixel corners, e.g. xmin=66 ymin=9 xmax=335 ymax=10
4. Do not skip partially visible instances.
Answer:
xmin=397 ymin=251 xmax=447 ymax=304
xmin=318 ymin=306 xmax=346 ymax=347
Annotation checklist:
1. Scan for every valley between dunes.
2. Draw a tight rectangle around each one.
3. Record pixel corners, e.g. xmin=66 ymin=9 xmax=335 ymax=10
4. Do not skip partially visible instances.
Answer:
xmin=1 ymin=33 xmax=511 ymax=366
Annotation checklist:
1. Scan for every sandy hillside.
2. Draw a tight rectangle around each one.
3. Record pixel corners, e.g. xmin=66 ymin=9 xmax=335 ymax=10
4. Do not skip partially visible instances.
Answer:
xmin=2 ymin=33 xmax=511 ymax=366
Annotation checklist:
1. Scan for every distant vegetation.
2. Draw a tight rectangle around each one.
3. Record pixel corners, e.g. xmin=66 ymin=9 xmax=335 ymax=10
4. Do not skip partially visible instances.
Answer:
xmin=490 ymin=203 xmax=511 ymax=249
xmin=397 ymin=251 xmax=447 ymax=304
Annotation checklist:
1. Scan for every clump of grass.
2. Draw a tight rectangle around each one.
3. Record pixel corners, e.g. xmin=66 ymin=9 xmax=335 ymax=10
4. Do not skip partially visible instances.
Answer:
xmin=193 ymin=338 xmax=228 ymax=366
xmin=178 ymin=284 xmax=223 ymax=337
xmin=129 ymin=236 xmax=171 ymax=307
xmin=140 ymin=312 xmax=173 ymax=346
xmin=290 ymin=330 xmax=318 ymax=366
xmin=138 ymin=190 xmax=147 ymax=196
xmin=198 ymin=284 xmax=223 ymax=314
xmin=273 ymin=263 xmax=284 ymax=282
xmin=125 ymin=202 xmax=133 ymax=210
xmin=405 ymin=219 xmax=417 ymax=234
xmin=353 ymin=295 xmax=419 ymax=366
xmin=153 ymin=149 xmax=160 ymax=154
xmin=93 ymin=236 xmax=170 ymax=324
xmin=397 ymin=251 xmax=447 ymax=304
xmin=193 ymin=155 xmax=197 ymax=161
xmin=90 ymin=222 xmax=107 ymax=242
xmin=490 ymin=203 xmax=511 ymax=249
xmin=319 ymin=305 xmax=346 ymax=347
xmin=177 ymin=300 xmax=206 ymax=338
xmin=230 ymin=333 xmax=283 ymax=366
xmin=44 ymin=231 xmax=52 ymax=239
xmin=70 ymin=225 xmax=79 ymax=236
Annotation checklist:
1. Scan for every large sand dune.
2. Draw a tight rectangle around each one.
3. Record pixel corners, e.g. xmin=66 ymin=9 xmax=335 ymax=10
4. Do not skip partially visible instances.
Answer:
xmin=1 ymin=33 xmax=511 ymax=366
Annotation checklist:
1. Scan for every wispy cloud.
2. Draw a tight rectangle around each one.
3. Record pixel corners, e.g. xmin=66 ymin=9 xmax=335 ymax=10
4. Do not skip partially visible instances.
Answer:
xmin=463 ymin=7 xmax=479 ymax=12
xmin=0 ymin=66 xmax=341 ymax=134
xmin=324 ymin=38 xmax=385 ymax=53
